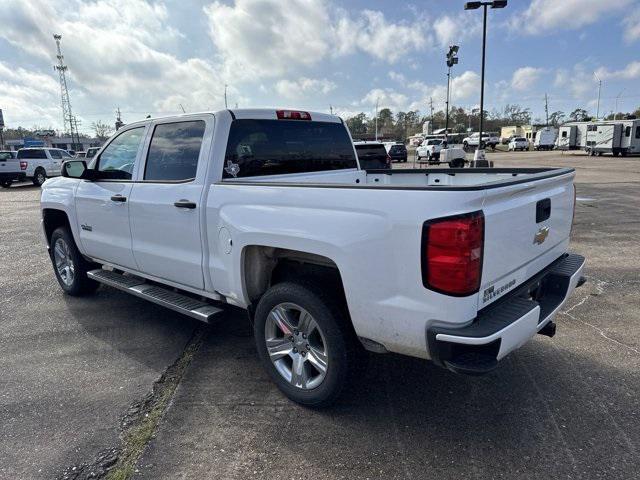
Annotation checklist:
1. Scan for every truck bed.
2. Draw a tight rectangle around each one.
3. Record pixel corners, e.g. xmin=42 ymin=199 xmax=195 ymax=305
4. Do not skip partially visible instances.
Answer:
xmin=222 ymin=167 xmax=574 ymax=190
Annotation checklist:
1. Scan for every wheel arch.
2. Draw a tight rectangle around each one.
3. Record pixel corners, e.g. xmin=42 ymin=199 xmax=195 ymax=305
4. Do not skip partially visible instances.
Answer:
xmin=42 ymin=208 xmax=73 ymax=248
xmin=241 ymin=245 xmax=348 ymax=318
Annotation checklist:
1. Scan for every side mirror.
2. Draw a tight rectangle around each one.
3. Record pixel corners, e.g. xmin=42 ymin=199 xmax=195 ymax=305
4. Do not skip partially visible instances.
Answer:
xmin=62 ymin=160 xmax=91 ymax=179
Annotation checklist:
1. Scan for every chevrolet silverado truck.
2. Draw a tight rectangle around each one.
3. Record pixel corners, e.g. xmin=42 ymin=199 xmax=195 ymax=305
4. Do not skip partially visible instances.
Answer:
xmin=40 ymin=109 xmax=585 ymax=407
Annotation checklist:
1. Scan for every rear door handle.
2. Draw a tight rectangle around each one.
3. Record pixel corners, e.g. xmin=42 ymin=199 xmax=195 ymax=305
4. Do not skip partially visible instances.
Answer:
xmin=174 ymin=199 xmax=196 ymax=209
xmin=110 ymin=194 xmax=127 ymax=203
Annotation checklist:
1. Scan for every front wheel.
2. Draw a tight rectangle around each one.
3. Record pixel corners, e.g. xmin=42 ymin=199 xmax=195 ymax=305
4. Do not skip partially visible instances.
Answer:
xmin=50 ymin=227 xmax=100 ymax=296
xmin=254 ymin=281 xmax=358 ymax=407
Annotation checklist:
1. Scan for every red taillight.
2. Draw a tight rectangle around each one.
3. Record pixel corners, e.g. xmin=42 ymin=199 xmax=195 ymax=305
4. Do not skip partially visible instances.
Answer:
xmin=276 ymin=110 xmax=311 ymax=120
xmin=20 ymin=161 xmax=27 ymax=170
xmin=422 ymin=211 xmax=484 ymax=296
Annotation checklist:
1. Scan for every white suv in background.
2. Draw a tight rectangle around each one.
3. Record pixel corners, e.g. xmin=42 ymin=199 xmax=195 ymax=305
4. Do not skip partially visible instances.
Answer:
xmin=16 ymin=148 xmax=71 ymax=186
xmin=508 ymin=137 xmax=529 ymax=151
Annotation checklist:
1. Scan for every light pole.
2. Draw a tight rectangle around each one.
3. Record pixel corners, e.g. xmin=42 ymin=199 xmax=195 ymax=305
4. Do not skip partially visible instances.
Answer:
xmin=615 ymin=89 xmax=625 ymax=120
xmin=593 ymin=73 xmax=602 ymax=119
xmin=464 ymin=1 xmax=507 ymax=165
xmin=445 ymin=45 xmax=459 ymax=144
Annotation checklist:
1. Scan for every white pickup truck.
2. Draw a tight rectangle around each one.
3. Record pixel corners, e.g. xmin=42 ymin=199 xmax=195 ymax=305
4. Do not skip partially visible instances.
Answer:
xmin=16 ymin=147 xmax=71 ymax=186
xmin=40 ymin=109 xmax=585 ymax=407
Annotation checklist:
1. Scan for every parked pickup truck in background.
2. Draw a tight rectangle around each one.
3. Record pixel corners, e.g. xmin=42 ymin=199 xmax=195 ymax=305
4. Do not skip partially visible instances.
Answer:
xmin=0 ymin=151 xmax=26 ymax=188
xmin=40 ymin=109 xmax=585 ymax=407
xmin=16 ymin=147 xmax=72 ymax=186
xmin=463 ymin=132 xmax=499 ymax=150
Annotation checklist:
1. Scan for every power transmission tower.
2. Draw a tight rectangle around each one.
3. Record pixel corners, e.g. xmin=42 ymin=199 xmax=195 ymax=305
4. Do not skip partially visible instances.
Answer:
xmin=429 ymin=97 xmax=434 ymax=132
xmin=53 ymin=34 xmax=80 ymax=148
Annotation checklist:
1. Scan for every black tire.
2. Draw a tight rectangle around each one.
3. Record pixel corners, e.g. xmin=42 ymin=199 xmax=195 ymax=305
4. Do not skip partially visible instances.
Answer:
xmin=254 ymin=281 xmax=359 ymax=408
xmin=49 ymin=227 xmax=100 ymax=296
xmin=32 ymin=168 xmax=47 ymax=186
xmin=1 ymin=181 xmax=11 ymax=188
xmin=449 ymin=158 xmax=465 ymax=168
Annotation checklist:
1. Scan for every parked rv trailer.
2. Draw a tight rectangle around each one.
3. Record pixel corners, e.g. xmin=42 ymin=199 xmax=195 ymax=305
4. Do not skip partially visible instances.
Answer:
xmin=534 ymin=126 xmax=558 ymax=150
xmin=556 ymin=119 xmax=640 ymax=156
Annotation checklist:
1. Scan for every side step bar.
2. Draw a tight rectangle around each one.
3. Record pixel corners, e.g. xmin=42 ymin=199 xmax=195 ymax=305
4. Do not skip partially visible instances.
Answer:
xmin=87 ymin=269 xmax=224 ymax=323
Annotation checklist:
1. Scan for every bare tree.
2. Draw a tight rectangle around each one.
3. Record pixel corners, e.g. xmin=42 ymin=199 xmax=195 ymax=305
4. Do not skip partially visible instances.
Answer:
xmin=91 ymin=120 xmax=114 ymax=140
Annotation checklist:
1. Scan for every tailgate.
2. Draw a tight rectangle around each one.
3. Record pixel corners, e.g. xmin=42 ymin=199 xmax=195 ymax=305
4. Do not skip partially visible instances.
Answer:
xmin=479 ymin=171 xmax=575 ymax=309
xmin=0 ymin=159 xmax=21 ymax=173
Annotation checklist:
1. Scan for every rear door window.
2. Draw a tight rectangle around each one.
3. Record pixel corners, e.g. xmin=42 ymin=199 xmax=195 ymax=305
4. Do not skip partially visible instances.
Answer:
xmin=144 ymin=121 xmax=205 ymax=181
xmin=95 ymin=127 xmax=145 ymax=180
xmin=223 ymin=120 xmax=356 ymax=178
xmin=50 ymin=150 xmax=62 ymax=159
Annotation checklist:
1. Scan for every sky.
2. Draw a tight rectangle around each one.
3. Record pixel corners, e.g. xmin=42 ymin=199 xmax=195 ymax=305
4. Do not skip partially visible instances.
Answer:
xmin=0 ymin=0 xmax=639 ymax=135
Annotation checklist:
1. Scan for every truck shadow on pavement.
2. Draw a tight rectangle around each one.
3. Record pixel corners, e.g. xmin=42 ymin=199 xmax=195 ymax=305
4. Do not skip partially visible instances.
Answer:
xmin=132 ymin=306 xmax=640 ymax=479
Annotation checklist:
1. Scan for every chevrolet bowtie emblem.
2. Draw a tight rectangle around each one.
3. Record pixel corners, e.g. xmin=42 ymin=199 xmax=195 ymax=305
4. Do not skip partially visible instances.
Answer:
xmin=533 ymin=226 xmax=550 ymax=245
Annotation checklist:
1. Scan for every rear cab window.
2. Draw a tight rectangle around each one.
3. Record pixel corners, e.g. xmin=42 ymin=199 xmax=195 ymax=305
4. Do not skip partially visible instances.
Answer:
xmin=354 ymin=144 xmax=388 ymax=169
xmin=222 ymin=120 xmax=356 ymax=178
xmin=0 ymin=152 xmax=14 ymax=161
xmin=144 ymin=121 xmax=205 ymax=181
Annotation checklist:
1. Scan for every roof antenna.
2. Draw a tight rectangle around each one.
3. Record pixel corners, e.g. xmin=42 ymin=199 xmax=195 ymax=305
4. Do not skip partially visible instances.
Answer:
xmin=179 ymin=104 xmax=186 ymax=113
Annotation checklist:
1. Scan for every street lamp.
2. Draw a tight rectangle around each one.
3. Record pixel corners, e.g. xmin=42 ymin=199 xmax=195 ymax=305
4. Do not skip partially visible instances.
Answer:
xmin=445 ymin=45 xmax=459 ymax=143
xmin=464 ymin=0 xmax=507 ymax=165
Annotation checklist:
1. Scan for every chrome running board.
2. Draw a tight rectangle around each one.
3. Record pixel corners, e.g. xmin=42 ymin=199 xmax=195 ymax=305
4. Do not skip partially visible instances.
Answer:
xmin=87 ymin=269 xmax=224 ymax=323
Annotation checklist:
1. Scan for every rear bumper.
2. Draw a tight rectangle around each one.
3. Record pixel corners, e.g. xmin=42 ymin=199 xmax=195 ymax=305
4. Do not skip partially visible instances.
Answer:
xmin=427 ymin=253 xmax=585 ymax=375
xmin=0 ymin=172 xmax=26 ymax=182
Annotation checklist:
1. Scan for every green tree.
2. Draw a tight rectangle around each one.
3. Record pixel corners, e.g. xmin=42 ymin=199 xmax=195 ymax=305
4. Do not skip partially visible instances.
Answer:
xmin=344 ymin=113 xmax=368 ymax=135
xmin=548 ymin=111 xmax=565 ymax=126
xmin=569 ymin=108 xmax=589 ymax=122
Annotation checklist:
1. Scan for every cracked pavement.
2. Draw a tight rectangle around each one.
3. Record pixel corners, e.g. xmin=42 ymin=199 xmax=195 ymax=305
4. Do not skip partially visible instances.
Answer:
xmin=1 ymin=151 xmax=639 ymax=479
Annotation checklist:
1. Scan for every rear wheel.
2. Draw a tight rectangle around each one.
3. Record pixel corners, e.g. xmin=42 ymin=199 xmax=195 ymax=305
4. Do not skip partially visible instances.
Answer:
xmin=254 ymin=281 xmax=358 ymax=407
xmin=33 ymin=168 xmax=46 ymax=186
xmin=0 ymin=180 xmax=11 ymax=188
xmin=50 ymin=227 xmax=100 ymax=296
xmin=449 ymin=158 xmax=465 ymax=168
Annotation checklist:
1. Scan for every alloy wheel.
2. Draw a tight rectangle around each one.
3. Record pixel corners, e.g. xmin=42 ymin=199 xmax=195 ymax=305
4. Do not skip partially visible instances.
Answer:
xmin=264 ymin=302 xmax=329 ymax=390
xmin=53 ymin=238 xmax=75 ymax=286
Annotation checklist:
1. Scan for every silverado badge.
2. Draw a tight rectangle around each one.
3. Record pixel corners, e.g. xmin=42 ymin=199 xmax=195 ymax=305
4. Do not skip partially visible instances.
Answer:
xmin=533 ymin=226 xmax=550 ymax=245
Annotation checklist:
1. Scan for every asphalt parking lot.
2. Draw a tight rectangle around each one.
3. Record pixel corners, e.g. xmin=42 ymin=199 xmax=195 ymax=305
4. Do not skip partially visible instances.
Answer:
xmin=1 ymin=150 xmax=639 ymax=479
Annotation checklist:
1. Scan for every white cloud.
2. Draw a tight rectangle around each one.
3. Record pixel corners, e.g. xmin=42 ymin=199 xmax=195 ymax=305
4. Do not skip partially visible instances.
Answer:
xmin=0 ymin=0 xmax=228 ymax=130
xmin=433 ymin=14 xmax=480 ymax=48
xmin=360 ymin=88 xmax=409 ymax=112
xmin=275 ymin=77 xmax=336 ymax=99
xmin=622 ymin=9 xmax=640 ymax=43
xmin=511 ymin=0 xmax=632 ymax=35
xmin=595 ymin=61 xmax=640 ymax=80
xmin=407 ymin=71 xmax=480 ymax=111
xmin=388 ymin=71 xmax=406 ymax=84
xmin=554 ymin=64 xmax=594 ymax=99
xmin=511 ymin=67 xmax=544 ymax=91
xmin=204 ymin=0 xmax=429 ymax=80
xmin=334 ymin=10 xmax=427 ymax=63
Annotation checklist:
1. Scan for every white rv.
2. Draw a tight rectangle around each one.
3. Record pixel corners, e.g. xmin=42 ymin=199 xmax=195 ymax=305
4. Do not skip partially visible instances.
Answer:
xmin=556 ymin=119 xmax=640 ymax=156
xmin=534 ymin=127 xmax=558 ymax=151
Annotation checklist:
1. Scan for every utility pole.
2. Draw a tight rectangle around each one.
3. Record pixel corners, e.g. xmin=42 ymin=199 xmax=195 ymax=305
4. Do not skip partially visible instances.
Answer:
xmin=224 ymin=84 xmax=228 ymax=109
xmin=544 ymin=93 xmax=549 ymax=126
xmin=330 ymin=105 xmax=333 ymax=115
xmin=375 ymin=98 xmax=379 ymax=141
xmin=429 ymin=97 xmax=434 ymax=132
xmin=53 ymin=34 xmax=79 ymax=149
xmin=115 ymin=107 xmax=124 ymax=131
xmin=615 ymin=89 xmax=625 ymax=120
xmin=594 ymin=73 xmax=602 ymax=119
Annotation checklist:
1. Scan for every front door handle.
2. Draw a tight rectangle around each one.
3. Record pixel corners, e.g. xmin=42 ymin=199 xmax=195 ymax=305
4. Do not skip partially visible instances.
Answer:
xmin=110 ymin=194 xmax=127 ymax=202
xmin=174 ymin=199 xmax=196 ymax=209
